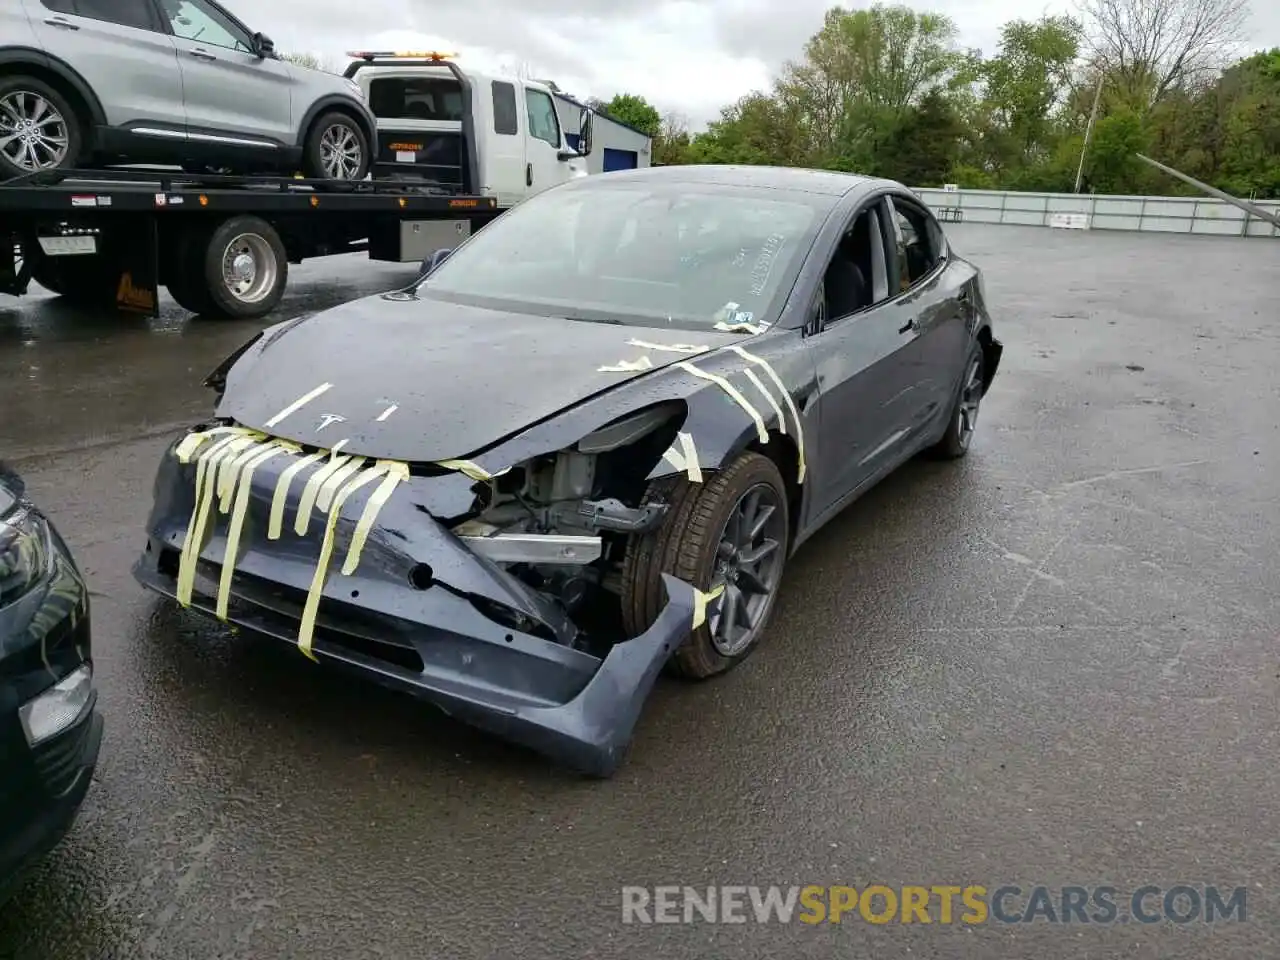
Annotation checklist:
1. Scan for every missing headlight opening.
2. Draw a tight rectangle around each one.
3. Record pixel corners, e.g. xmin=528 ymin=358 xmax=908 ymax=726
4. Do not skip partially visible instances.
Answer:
xmin=447 ymin=404 xmax=684 ymax=652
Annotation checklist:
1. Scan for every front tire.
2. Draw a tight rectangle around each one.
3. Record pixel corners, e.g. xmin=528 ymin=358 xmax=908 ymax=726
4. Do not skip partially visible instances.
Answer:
xmin=0 ymin=76 xmax=81 ymax=180
xmin=929 ymin=341 xmax=985 ymax=459
xmin=302 ymin=112 xmax=369 ymax=180
xmin=621 ymin=451 xmax=790 ymax=679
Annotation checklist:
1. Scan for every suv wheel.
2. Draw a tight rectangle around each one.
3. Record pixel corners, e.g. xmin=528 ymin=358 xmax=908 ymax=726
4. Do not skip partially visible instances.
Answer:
xmin=0 ymin=76 xmax=81 ymax=179
xmin=303 ymin=112 xmax=369 ymax=180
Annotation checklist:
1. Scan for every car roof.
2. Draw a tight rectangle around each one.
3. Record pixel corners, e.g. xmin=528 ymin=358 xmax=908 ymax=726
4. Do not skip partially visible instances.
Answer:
xmin=587 ymin=164 xmax=886 ymax=197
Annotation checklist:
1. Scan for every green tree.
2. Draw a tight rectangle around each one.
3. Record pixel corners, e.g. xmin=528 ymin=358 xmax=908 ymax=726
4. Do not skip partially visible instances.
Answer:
xmin=600 ymin=93 xmax=662 ymax=137
xmin=980 ymin=16 xmax=1083 ymax=167
xmin=687 ymin=93 xmax=808 ymax=166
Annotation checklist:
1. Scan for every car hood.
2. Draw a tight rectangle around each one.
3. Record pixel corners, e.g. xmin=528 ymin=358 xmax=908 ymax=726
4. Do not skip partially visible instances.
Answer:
xmin=217 ymin=294 xmax=743 ymax=462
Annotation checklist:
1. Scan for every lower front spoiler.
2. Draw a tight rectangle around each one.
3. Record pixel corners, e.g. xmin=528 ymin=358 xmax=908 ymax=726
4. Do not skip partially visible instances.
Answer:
xmin=134 ymin=558 xmax=696 ymax=778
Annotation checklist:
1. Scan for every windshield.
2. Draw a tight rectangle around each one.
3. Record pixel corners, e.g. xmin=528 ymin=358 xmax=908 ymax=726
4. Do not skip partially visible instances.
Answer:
xmin=415 ymin=180 xmax=827 ymax=330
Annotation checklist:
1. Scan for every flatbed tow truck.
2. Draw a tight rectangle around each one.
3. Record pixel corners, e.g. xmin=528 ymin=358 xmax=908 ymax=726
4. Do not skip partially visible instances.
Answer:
xmin=0 ymin=166 xmax=501 ymax=320
xmin=0 ymin=50 xmax=600 ymax=322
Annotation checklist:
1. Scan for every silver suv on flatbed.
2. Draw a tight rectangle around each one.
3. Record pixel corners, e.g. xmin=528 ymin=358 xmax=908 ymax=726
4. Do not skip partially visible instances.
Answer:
xmin=0 ymin=0 xmax=376 ymax=180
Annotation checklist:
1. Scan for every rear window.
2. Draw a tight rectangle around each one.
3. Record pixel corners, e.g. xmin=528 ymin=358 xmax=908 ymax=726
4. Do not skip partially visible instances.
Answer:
xmin=368 ymin=77 xmax=464 ymax=121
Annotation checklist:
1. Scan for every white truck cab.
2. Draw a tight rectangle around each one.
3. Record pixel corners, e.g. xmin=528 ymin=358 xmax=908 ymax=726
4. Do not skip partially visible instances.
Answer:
xmin=343 ymin=51 xmax=594 ymax=208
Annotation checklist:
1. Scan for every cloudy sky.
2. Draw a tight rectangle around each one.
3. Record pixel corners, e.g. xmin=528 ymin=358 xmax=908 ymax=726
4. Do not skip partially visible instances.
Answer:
xmin=256 ymin=0 xmax=1280 ymax=128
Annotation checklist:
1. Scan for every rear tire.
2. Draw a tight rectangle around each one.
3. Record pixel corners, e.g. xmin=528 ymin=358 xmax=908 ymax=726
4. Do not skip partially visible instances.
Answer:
xmin=302 ymin=112 xmax=369 ymax=181
xmin=176 ymin=216 xmax=287 ymax=319
xmin=0 ymin=76 xmax=82 ymax=180
xmin=929 ymin=341 xmax=985 ymax=459
xmin=621 ymin=452 xmax=790 ymax=679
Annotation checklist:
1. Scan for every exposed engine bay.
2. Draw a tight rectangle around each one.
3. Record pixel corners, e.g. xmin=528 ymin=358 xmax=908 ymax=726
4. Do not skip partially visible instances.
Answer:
xmin=445 ymin=404 xmax=685 ymax=652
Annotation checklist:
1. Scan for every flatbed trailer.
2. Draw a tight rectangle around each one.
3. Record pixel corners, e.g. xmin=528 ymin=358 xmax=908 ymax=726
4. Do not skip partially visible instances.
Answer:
xmin=0 ymin=169 xmax=504 ymax=320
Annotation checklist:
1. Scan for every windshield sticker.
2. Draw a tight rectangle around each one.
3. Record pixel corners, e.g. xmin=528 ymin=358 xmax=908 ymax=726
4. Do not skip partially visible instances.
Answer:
xmin=749 ymin=234 xmax=786 ymax=296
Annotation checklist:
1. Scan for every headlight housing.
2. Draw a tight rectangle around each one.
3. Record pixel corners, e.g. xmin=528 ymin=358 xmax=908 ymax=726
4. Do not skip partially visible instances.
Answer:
xmin=0 ymin=506 xmax=50 ymax=609
xmin=19 ymin=664 xmax=92 ymax=746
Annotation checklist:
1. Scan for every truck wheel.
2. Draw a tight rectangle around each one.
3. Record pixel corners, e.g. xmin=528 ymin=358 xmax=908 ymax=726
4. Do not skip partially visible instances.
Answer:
xmin=0 ymin=76 xmax=82 ymax=180
xmin=620 ymin=452 xmax=790 ymax=679
xmin=191 ymin=216 xmax=288 ymax=319
xmin=163 ymin=226 xmax=217 ymax=315
xmin=302 ymin=112 xmax=369 ymax=181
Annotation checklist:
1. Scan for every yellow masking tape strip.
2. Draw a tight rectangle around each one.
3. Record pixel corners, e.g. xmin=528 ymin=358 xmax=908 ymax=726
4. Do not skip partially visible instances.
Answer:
xmin=741 ymin=367 xmax=787 ymax=436
xmin=677 ymin=431 xmax=702 ymax=482
xmin=316 ymin=456 xmax=366 ymax=512
xmin=435 ymin=459 xmax=505 ymax=482
xmin=598 ymin=356 xmax=654 ymax=373
xmin=297 ymin=466 xmax=386 ymax=660
xmin=217 ymin=439 xmax=270 ymax=513
xmin=626 ymin=338 xmax=709 ymax=354
xmin=340 ymin=460 xmax=408 ymax=575
xmin=692 ymin=583 xmax=726 ymax=630
xmin=268 ymin=451 xmax=325 ymax=539
xmin=175 ymin=435 xmax=244 ymax=605
xmin=264 ymin=381 xmax=333 ymax=428
xmin=676 ymin=361 xmax=768 ymax=444
xmin=210 ymin=435 xmax=259 ymax=509
xmin=174 ymin=431 xmax=211 ymax=463
xmin=729 ymin=345 xmax=806 ymax=484
xmin=215 ymin=442 xmax=286 ymax=620
xmin=294 ymin=454 xmax=352 ymax=536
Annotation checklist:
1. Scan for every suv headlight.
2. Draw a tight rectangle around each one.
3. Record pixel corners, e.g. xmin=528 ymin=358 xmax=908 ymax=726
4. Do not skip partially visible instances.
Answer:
xmin=0 ymin=506 xmax=50 ymax=609
xmin=19 ymin=664 xmax=92 ymax=746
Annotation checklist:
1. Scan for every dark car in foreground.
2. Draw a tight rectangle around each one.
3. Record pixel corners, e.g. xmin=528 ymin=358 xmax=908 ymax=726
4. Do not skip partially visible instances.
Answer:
xmin=134 ymin=165 xmax=1002 ymax=776
xmin=1 ymin=464 xmax=100 ymax=900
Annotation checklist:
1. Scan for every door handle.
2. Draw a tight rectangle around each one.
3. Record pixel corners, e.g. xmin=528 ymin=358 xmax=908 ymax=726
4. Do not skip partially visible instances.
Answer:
xmin=898 ymin=318 xmax=914 ymax=334
xmin=43 ymin=16 xmax=80 ymax=29
xmin=189 ymin=48 xmax=217 ymax=61
xmin=526 ymin=163 xmax=532 ymax=187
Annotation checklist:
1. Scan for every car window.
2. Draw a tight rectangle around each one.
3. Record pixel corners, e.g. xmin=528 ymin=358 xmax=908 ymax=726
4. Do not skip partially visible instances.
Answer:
xmin=161 ymin=0 xmax=253 ymax=53
xmin=69 ymin=0 xmax=158 ymax=30
xmin=821 ymin=201 xmax=890 ymax=323
xmin=888 ymin=196 xmax=941 ymax=292
xmin=369 ymin=77 xmax=464 ymax=121
xmin=38 ymin=0 xmax=76 ymax=14
xmin=492 ymin=81 xmax=518 ymax=135
xmin=524 ymin=89 xmax=560 ymax=147
xmin=416 ymin=182 xmax=826 ymax=331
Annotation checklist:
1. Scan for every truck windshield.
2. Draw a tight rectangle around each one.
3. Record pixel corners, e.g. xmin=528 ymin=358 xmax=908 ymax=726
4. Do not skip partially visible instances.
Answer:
xmin=414 ymin=181 xmax=826 ymax=331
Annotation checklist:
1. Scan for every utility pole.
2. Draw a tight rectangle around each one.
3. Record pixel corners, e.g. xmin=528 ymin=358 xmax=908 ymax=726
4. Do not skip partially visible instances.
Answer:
xmin=1074 ymin=70 xmax=1105 ymax=194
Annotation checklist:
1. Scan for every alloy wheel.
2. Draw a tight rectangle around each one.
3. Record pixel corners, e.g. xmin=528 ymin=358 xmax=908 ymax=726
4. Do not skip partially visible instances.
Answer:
xmin=0 ymin=91 xmax=70 ymax=172
xmin=707 ymin=482 xmax=786 ymax=657
xmin=319 ymin=124 xmax=362 ymax=179
xmin=956 ymin=355 xmax=983 ymax=449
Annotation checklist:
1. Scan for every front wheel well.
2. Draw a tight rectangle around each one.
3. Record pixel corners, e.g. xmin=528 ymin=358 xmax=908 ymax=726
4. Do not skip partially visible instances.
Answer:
xmin=302 ymin=103 xmax=372 ymax=149
xmin=0 ymin=64 xmax=93 ymax=152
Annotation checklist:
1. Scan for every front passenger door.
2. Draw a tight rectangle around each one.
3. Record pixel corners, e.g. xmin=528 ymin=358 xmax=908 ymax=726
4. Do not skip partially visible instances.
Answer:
xmin=806 ymin=197 xmax=919 ymax=517
xmin=161 ymin=0 xmax=293 ymax=148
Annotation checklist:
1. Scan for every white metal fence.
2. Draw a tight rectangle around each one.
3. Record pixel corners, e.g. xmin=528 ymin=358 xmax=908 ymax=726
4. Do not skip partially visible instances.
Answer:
xmin=911 ymin=187 xmax=1280 ymax=239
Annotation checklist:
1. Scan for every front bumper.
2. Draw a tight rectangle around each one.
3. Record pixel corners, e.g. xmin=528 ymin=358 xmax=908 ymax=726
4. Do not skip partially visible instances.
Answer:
xmin=0 ymin=500 xmax=101 ymax=899
xmin=0 ymin=703 xmax=102 ymax=900
xmin=134 ymin=432 xmax=697 ymax=777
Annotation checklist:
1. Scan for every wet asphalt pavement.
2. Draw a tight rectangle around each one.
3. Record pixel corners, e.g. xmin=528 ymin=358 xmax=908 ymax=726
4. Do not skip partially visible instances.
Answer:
xmin=1 ymin=225 xmax=1277 ymax=959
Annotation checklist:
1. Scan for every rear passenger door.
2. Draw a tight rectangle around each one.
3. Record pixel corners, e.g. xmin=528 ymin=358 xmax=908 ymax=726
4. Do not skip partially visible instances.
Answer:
xmin=883 ymin=193 xmax=972 ymax=437
xmin=28 ymin=0 xmax=186 ymax=133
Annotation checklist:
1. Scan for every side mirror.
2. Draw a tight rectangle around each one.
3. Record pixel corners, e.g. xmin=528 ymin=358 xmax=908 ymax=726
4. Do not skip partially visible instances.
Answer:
xmin=577 ymin=106 xmax=594 ymax=157
xmin=252 ymin=33 xmax=275 ymax=58
xmin=418 ymin=247 xmax=453 ymax=279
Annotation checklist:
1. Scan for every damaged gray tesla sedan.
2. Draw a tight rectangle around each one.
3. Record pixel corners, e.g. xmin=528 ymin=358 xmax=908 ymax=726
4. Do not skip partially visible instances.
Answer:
xmin=134 ymin=165 xmax=1002 ymax=776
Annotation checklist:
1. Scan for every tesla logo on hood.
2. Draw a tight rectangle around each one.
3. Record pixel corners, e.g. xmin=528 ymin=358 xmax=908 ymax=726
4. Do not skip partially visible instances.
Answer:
xmin=315 ymin=414 xmax=346 ymax=431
